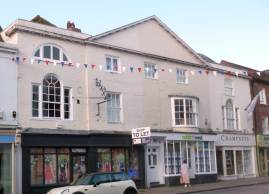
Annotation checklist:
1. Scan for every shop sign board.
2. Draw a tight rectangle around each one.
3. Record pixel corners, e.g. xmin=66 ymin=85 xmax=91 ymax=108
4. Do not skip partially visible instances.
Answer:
xmin=257 ymin=135 xmax=269 ymax=147
xmin=216 ymin=134 xmax=255 ymax=146
xmin=0 ymin=135 xmax=15 ymax=143
xmin=132 ymin=127 xmax=150 ymax=145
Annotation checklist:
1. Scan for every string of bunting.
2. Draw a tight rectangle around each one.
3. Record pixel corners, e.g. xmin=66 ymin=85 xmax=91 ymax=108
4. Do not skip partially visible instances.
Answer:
xmin=6 ymin=56 xmax=255 ymax=77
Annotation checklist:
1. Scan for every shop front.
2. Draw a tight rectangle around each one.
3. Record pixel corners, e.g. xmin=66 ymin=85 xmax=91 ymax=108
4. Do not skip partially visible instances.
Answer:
xmin=145 ymin=132 xmax=217 ymax=187
xmin=257 ymin=135 xmax=269 ymax=176
xmin=21 ymin=129 xmax=145 ymax=194
xmin=0 ymin=131 xmax=16 ymax=194
xmin=216 ymin=133 xmax=257 ymax=180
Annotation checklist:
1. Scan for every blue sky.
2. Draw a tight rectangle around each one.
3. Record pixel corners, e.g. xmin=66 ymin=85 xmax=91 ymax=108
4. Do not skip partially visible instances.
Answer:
xmin=1 ymin=0 xmax=269 ymax=70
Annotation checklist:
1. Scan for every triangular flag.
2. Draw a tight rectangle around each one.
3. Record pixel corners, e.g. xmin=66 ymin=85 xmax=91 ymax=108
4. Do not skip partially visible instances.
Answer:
xmin=235 ymin=72 xmax=239 ymax=77
xmin=76 ymin=63 xmax=80 ymax=68
xmin=198 ymin=70 xmax=202 ymax=75
xmin=205 ymin=70 xmax=209 ymax=75
xmin=23 ymin=57 xmax=27 ymax=62
xmin=84 ymin=64 xmax=88 ymax=68
xmin=130 ymin=67 xmax=134 ymax=72
xmin=16 ymin=57 xmax=20 ymax=63
xmin=99 ymin=65 xmax=103 ymax=71
xmin=12 ymin=57 xmax=15 ymax=61
xmin=38 ymin=59 xmax=42 ymax=64
xmin=168 ymin=68 xmax=173 ymax=73
xmin=68 ymin=62 xmax=73 ymax=67
xmin=122 ymin=66 xmax=126 ymax=72
xmin=91 ymin=64 xmax=96 ymax=69
xmin=61 ymin=62 xmax=65 ymax=67
xmin=53 ymin=61 xmax=57 ymax=66
xmin=257 ymin=72 xmax=261 ymax=76
xmin=31 ymin=58 xmax=34 ymax=64
xmin=161 ymin=69 xmax=165 ymax=72
xmin=45 ymin=60 xmax=49 ymax=65
xmin=191 ymin=70 xmax=195 ymax=75
xmin=138 ymin=67 xmax=142 ymax=72
xmin=154 ymin=68 xmax=158 ymax=73
xmin=213 ymin=71 xmax=217 ymax=76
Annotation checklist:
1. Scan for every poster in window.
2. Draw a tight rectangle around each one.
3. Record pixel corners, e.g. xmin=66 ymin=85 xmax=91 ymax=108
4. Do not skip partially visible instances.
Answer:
xmin=97 ymin=149 xmax=111 ymax=172
xmin=44 ymin=154 xmax=57 ymax=184
xmin=58 ymin=154 xmax=70 ymax=184
xmin=128 ymin=149 xmax=139 ymax=179
xmin=30 ymin=155 xmax=43 ymax=185
xmin=112 ymin=148 xmax=125 ymax=172
xmin=72 ymin=155 xmax=86 ymax=181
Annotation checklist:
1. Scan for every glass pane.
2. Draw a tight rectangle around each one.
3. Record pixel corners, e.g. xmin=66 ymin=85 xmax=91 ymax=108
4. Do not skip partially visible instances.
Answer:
xmin=168 ymin=142 xmax=174 ymax=174
xmin=210 ymin=142 xmax=216 ymax=172
xmin=43 ymin=46 xmax=51 ymax=59
xmin=30 ymin=155 xmax=43 ymax=185
xmin=34 ymin=49 xmax=40 ymax=57
xmin=204 ymin=142 xmax=210 ymax=172
xmin=73 ymin=155 xmax=86 ymax=181
xmin=53 ymin=47 xmax=60 ymax=60
xmin=198 ymin=142 xmax=204 ymax=172
xmin=106 ymin=57 xmax=112 ymax=70
xmin=45 ymin=148 xmax=56 ymax=154
xmin=0 ymin=145 xmax=12 ymax=194
xmin=63 ymin=53 xmax=68 ymax=61
xmin=44 ymin=154 xmax=57 ymax=184
xmin=128 ymin=149 xmax=139 ymax=179
xmin=112 ymin=148 xmax=125 ymax=172
xmin=31 ymin=148 xmax=43 ymax=154
xmin=58 ymin=154 xmax=70 ymax=184
xmin=236 ymin=150 xmax=243 ymax=174
xmin=225 ymin=150 xmax=235 ymax=175
xmin=244 ymin=150 xmax=253 ymax=175
xmin=97 ymin=149 xmax=111 ymax=172
xmin=175 ymin=142 xmax=181 ymax=174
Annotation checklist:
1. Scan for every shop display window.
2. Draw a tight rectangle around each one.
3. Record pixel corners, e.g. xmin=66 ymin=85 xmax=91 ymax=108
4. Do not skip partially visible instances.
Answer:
xmin=112 ymin=148 xmax=126 ymax=172
xmin=30 ymin=155 xmax=43 ymax=185
xmin=44 ymin=154 xmax=57 ymax=184
xmin=72 ymin=155 xmax=86 ymax=181
xmin=243 ymin=150 xmax=253 ymax=175
xmin=97 ymin=148 xmax=112 ymax=172
xmin=225 ymin=150 xmax=235 ymax=175
xmin=58 ymin=154 xmax=70 ymax=184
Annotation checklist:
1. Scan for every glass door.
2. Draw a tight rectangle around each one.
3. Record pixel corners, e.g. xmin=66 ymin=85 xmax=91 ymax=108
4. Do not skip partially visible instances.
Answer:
xmin=72 ymin=155 xmax=86 ymax=182
xmin=225 ymin=150 xmax=235 ymax=175
xmin=236 ymin=150 xmax=243 ymax=175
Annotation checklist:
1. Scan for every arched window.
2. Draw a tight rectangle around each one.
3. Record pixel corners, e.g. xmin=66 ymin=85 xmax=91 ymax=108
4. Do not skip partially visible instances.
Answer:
xmin=33 ymin=44 xmax=69 ymax=62
xmin=31 ymin=73 xmax=72 ymax=119
xmin=226 ymin=100 xmax=234 ymax=129
xmin=42 ymin=74 xmax=61 ymax=118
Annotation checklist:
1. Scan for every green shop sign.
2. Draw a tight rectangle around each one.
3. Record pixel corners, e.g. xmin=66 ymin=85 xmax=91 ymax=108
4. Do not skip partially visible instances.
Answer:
xmin=181 ymin=134 xmax=203 ymax=141
xmin=257 ymin=135 xmax=269 ymax=147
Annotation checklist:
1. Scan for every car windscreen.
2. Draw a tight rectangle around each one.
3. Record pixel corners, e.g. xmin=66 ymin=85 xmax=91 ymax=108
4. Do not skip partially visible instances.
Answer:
xmin=71 ymin=174 xmax=92 ymax=186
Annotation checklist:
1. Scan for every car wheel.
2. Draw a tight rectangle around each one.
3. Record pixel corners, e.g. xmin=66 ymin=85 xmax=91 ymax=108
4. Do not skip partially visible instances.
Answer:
xmin=124 ymin=188 xmax=137 ymax=194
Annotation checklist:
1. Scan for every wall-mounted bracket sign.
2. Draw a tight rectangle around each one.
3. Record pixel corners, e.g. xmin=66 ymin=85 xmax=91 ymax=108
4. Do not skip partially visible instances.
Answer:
xmin=95 ymin=78 xmax=111 ymax=116
xmin=132 ymin=127 xmax=151 ymax=145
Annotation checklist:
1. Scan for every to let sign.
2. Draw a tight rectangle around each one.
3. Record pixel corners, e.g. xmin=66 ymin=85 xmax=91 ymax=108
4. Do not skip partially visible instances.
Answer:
xmin=132 ymin=127 xmax=151 ymax=145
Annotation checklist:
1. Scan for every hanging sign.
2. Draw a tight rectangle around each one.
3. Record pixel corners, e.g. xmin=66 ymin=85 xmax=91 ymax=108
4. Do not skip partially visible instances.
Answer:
xmin=132 ymin=127 xmax=151 ymax=145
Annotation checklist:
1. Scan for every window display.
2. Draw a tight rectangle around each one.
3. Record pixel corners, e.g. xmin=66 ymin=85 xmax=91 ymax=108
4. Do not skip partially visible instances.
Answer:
xmin=30 ymin=155 xmax=43 ymax=185
xmin=44 ymin=154 xmax=57 ymax=184
xmin=72 ymin=155 xmax=86 ymax=181
xmin=58 ymin=154 xmax=70 ymax=184
xmin=97 ymin=148 xmax=112 ymax=172
xmin=0 ymin=144 xmax=12 ymax=194
xmin=128 ymin=149 xmax=139 ymax=179
xmin=112 ymin=148 xmax=125 ymax=172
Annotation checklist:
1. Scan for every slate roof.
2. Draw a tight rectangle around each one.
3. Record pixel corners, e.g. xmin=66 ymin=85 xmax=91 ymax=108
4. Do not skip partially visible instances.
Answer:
xmin=198 ymin=53 xmax=217 ymax=64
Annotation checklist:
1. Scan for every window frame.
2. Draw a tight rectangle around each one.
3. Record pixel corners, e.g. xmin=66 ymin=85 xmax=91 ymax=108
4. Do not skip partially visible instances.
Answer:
xmin=31 ymin=74 xmax=72 ymax=120
xmin=106 ymin=92 xmax=123 ymax=123
xmin=260 ymin=88 xmax=267 ymax=105
xmin=222 ymin=100 xmax=240 ymax=130
xmin=224 ymin=78 xmax=234 ymax=96
xmin=144 ymin=62 xmax=158 ymax=79
xmin=105 ymin=55 xmax=121 ymax=73
xmin=171 ymin=97 xmax=199 ymax=127
xmin=33 ymin=44 xmax=70 ymax=63
xmin=176 ymin=68 xmax=188 ymax=84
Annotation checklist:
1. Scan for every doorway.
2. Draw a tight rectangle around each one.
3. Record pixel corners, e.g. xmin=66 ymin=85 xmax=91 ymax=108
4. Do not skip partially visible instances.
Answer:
xmin=147 ymin=147 xmax=161 ymax=185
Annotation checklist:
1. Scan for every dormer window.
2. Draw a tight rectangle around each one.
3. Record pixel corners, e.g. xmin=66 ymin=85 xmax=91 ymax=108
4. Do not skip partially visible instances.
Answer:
xmin=34 ymin=44 xmax=69 ymax=62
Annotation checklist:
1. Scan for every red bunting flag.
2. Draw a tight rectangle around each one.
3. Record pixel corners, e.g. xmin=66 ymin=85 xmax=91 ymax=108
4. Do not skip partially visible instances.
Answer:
xmin=205 ymin=70 xmax=209 ymax=75
xmin=23 ymin=57 xmax=27 ymax=62
xmin=45 ymin=60 xmax=49 ymax=65
xmin=138 ymin=67 xmax=142 ymax=72
xmin=91 ymin=64 xmax=96 ymax=69
xmin=161 ymin=69 xmax=165 ymax=72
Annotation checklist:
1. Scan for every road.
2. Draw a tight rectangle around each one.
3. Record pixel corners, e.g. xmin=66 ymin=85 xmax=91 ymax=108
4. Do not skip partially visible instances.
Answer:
xmin=195 ymin=183 xmax=269 ymax=194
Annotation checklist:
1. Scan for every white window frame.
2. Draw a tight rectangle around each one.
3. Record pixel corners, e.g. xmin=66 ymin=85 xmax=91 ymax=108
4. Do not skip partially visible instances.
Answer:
xmin=176 ymin=68 xmax=188 ymax=84
xmin=106 ymin=92 xmax=123 ymax=123
xmin=144 ymin=63 xmax=158 ymax=79
xmin=171 ymin=97 xmax=198 ymax=127
xmin=33 ymin=44 xmax=70 ymax=62
xmin=224 ymin=78 xmax=234 ymax=96
xmin=105 ymin=55 xmax=121 ymax=73
xmin=259 ymin=88 xmax=267 ymax=105
xmin=31 ymin=74 xmax=73 ymax=120
xmin=222 ymin=100 xmax=240 ymax=130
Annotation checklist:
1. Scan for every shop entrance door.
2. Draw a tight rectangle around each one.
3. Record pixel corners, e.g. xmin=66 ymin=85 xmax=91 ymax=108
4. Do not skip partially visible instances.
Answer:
xmin=147 ymin=147 xmax=160 ymax=185
xmin=188 ymin=142 xmax=196 ymax=179
xmin=236 ymin=150 xmax=243 ymax=175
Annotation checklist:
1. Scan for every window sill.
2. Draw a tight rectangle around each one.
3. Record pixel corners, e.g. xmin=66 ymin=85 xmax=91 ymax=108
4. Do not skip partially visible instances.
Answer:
xmin=176 ymin=82 xmax=188 ymax=85
xmin=105 ymin=70 xmax=121 ymax=74
xmin=173 ymin=125 xmax=199 ymax=128
xmin=33 ymin=57 xmax=69 ymax=64
xmin=31 ymin=117 xmax=73 ymax=121
xmin=107 ymin=121 xmax=123 ymax=124
xmin=145 ymin=77 xmax=158 ymax=80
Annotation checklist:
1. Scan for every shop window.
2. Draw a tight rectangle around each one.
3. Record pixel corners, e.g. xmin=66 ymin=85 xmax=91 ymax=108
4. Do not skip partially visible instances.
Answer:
xmin=97 ymin=148 xmax=112 ymax=172
xmin=172 ymin=97 xmax=198 ymax=127
xmin=197 ymin=142 xmax=204 ymax=173
xmin=112 ymin=148 xmax=126 ymax=172
xmin=236 ymin=150 xmax=243 ymax=175
xmin=243 ymin=150 xmax=253 ymax=175
xmin=30 ymin=147 xmax=75 ymax=186
xmin=33 ymin=44 xmax=69 ymax=62
xmin=145 ymin=63 xmax=157 ymax=79
xmin=0 ymin=144 xmax=12 ymax=194
xmin=107 ymin=93 xmax=122 ymax=123
xmin=32 ymin=74 xmax=72 ymax=120
xmin=210 ymin=142 xmax=216 ymax=172
xmin=72 ymin=155 xmax=86 ymax=181
xmin=128 ymin=149 xmax=139 ymax=179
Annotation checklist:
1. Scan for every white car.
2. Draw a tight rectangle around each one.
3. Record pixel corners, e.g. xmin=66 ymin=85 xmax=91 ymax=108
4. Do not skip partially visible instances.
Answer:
xmin=47 ymin=172 xmax=138 ymax=194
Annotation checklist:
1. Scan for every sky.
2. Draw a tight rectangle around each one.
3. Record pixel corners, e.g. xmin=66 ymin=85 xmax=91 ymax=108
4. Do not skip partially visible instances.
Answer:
xmin=1 ymin=0 xmax=269 ymax=71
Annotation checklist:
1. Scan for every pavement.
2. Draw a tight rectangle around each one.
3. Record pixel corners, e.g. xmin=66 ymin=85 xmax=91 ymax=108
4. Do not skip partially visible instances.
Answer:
xmin=138 ymin=176 xmax=269 ymax=194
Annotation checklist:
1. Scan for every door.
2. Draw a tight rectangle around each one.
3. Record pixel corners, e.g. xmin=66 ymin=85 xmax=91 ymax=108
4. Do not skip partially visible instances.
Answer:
xmin=236 ymin=150 xmax=243 ymax=175
xmin=72 ymin=155 xmax=86 ymax=182
xmin=147 ymin=147 xmax=160 ymax=184
xmin=187 ymin=142 xmax=195 ymax=179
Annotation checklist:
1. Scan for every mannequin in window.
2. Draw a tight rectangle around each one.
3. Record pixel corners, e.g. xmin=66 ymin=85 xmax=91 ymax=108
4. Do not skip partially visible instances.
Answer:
xmin=180 ymin=159 xmax=191 ymax=187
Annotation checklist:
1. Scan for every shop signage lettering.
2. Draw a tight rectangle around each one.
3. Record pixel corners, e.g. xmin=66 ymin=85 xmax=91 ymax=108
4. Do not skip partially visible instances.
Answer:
xmin=181 ymin=135 xmax=203 ymax=141
xmin=216 ymin=134 xmax=255 ymax=146
xmin=257 ymin=135 xmax=269 ymax=147
xmin=0 ymin=135 xmax=15 ymax=143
